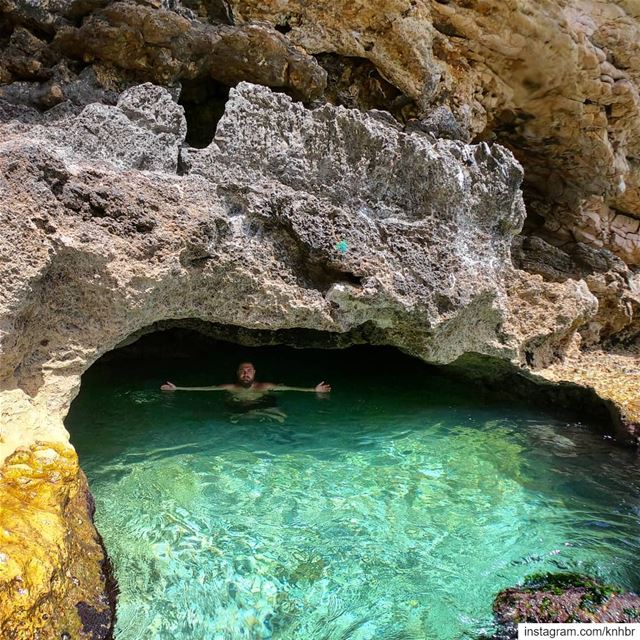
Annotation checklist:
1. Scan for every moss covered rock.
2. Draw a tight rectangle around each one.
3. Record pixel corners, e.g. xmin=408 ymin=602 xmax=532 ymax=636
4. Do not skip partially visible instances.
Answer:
xmin=493 ymin=572 xmax=640 ymax=639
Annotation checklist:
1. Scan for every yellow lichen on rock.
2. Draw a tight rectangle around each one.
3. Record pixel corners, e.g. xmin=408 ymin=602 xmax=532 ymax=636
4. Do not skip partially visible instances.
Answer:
xmin=0 ymin=442 xmax=112 ymax=640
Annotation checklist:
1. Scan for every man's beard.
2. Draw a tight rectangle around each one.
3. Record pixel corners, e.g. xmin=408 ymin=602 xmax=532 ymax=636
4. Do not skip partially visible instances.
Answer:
xmin=239 ymin=379 xmax=253 ymax=388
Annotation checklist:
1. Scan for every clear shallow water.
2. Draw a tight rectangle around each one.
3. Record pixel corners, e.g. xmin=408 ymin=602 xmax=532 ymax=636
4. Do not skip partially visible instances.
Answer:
xmin=67 ymin=342 xmax=640 ymax=640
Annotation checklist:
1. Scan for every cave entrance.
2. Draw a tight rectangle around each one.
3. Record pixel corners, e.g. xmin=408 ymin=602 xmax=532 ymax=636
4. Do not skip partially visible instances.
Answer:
xmin=178 ymin=78 xmax=231 ymax=148
xmin=65 ymin=326 xmax=640 ymax=639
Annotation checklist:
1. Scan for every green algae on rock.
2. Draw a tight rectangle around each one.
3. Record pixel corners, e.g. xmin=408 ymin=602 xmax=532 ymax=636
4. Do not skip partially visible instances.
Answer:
xmin=494 ymin=572 xmax=640 ymax=636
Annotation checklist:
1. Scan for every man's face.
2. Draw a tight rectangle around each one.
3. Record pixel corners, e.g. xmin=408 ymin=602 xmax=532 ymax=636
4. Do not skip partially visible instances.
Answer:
xmin=237 ymin=363 xmax=256 ymax=387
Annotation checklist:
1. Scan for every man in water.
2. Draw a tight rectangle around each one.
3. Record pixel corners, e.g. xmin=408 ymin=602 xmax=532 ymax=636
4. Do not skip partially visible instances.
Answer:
xmin=160 ymin=362 xmax=331 ymax=422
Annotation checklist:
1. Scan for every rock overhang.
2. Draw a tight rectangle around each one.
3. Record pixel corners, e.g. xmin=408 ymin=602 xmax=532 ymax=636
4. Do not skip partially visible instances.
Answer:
xmin=1 ymin=2 xmax=639 ymax=634
xmin=0 ymin=81 xmax=545 ymax=411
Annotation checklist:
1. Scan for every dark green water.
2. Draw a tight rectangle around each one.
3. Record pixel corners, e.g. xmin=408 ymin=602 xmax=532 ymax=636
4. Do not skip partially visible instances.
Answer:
xmin=66 ymin=338 xmax=640 ymax=640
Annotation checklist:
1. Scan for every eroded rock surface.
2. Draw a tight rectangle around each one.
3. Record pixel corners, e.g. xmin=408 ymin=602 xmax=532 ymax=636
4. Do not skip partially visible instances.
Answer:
xmin=1 ymin=2 xmax=639 ymax=337
xmin=0 ymin=1 xmax=639 ymax=629
xmin=229 ymin=0 xmax=640 ymax=263
xmin=0 ymin=0 xmax=326 ymax=111
xmin=0 ymin=81 xmax=543 ymax=405
xmin=3 ymin=0 xmax=637 ymax=341
xmin=0 ymin=81 xmax=552 ymax=635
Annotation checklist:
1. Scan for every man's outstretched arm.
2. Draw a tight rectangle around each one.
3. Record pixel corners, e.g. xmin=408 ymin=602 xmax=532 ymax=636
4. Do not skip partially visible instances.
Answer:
xmin=267 ymin=382 xmax=331 ymax=393
xmin=160 ymin=381 xmax=233 ymax=392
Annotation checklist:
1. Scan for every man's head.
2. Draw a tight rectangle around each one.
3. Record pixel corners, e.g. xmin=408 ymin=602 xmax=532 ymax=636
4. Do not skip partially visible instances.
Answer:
xmin=236 ymin=362 xmax=256 ymax=387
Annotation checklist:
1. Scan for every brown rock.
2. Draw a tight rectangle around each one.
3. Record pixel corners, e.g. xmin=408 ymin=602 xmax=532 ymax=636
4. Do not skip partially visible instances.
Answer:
xmin=228 ymin=0 xmax=640 ymax=262
xmin=52 ymin=2 xmax=326 ymax=99
xmin=494 ymin=572 xmax=640 ymax=638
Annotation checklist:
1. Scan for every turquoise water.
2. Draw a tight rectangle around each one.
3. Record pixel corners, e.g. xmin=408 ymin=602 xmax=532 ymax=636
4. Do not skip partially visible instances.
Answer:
xmin=67 ymin=340 xmax=640 ymax=640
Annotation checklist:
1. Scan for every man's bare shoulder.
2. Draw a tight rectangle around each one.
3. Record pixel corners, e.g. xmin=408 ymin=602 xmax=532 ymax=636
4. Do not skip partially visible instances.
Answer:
xmin=254 ymin=382 xmax=277 ymax=390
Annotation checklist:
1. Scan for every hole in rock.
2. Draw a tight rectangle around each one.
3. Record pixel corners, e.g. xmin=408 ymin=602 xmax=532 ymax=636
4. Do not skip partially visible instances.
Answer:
xmin=274 ymin=22 xmax=291 ymax=35
xmin=66 ymin=326 xmax=640 ymax=639
xmin=432 ymin=19 xmax=464 ymax=38
xmin=65 ymin=0 xmax=111 ymax=25
xmin=179 ymin=78 xmax=230 ymax=148
xmin=315 ymin=53 xmax=418 ymax=122
xmin=0 ymin=20 xmax=13 ymax=42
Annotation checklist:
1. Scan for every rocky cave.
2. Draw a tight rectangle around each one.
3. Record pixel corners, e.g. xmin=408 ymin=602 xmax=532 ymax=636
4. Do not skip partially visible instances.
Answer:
xmin=0 ymin=0 xmax=639 ymax=638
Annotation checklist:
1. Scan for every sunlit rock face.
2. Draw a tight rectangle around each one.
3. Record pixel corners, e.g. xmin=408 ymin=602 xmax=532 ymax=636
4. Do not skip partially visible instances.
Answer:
xmin=3 ymin=0 xmax=639 ymax=263
xmin=0 ymin=1 xmax=326 ymax=103
xmin=0 ymin=439 xmax=113 ymax=640
xmin=1 ymin=0 xmax=640 ymax=633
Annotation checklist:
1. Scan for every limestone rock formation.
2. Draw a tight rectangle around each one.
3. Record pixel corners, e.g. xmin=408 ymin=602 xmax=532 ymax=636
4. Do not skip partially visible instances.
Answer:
xmin=0 ymin=0 xmax=326 ymax=111
xmin=0 ymin=80 xmax=540 ymax=407
xmin=53 ymin=2 xmax=326 ymax=100
xmin=1 ymin=0 xmax=638 ymax=324
xmin=2 ymin=0 xmax=636 ymax=346
xmin=0 ymin=0 xmax=639 ymax=635
xmin=226 ymin=0 xmax=640 ymax=350
xmin=0 ymin=442 xmax=114 ymax=640
xmin=229 ymin=0 xmax=640 ymax=263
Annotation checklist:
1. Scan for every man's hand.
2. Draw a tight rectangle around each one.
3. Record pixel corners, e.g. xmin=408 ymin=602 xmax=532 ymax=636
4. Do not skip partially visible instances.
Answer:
xmin=315 ymin=381 xmax=331 ymax=393
xmin=161 ymin=381 xmax=177 ymax=392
